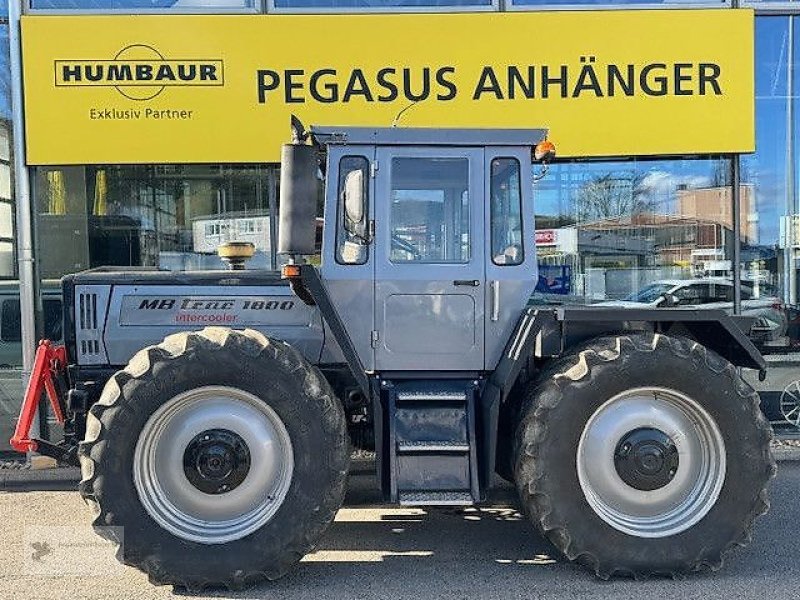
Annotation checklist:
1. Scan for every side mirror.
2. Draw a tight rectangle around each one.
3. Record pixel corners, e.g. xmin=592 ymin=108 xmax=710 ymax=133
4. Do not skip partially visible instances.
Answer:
xmin=344 ymin=170 xmax=364 ymax=223
xmin=343 ymin=169 xmax=367 ymax=239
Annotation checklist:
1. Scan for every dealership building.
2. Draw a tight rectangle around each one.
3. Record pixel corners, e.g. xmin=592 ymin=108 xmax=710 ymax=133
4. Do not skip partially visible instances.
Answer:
xmin=0 ymin=1 xmax=799 ymax=450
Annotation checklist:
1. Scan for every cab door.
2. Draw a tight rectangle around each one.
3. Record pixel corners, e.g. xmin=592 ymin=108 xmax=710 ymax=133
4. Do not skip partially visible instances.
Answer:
xmin=373 ymin=147 xmax=485 ymax=371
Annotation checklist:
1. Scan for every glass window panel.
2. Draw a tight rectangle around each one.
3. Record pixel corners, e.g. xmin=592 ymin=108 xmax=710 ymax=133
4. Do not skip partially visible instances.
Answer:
xmin=742 ymin=17 xmax=787 ymax=264
xmin=741 ymin=15 xmax=798 ymax=366
xmin=0 ymin=26 xmax=9 ymax=126
xmin=43 ymin=298 xmax=63 ymax=341
xmin=741 ymin=16 xmax=800 ymax=434
xmin=390 ymin=157 xmax=470 ymax=263
xmin=0 ymin=241 xmax=12 ymax=278
xmin=0 ymin=127 xmax=9 ymax=165
xmin=336 ymin=156 xmax=370 ymax=265
xmin=1 ymin=298 xmax=20 ymax=342
xmin=0 ymin=203 xmax=11 ymax=238
xmin=532 ymin=157 xmax=734 ymax=304
xmin=490 ymin=157 xmax=524 ymax=266
xmin=273 ymin=0 xmax=490 ymax=7
xmin=32 ymin=164 xmax=278 ymax=278
xmin=30 ymin=0 xmax=254 ymax=9
xmin=511 ymin=0 xmax=725 ymax=5
xmin=0 ymin=163 xmax=11 ymax=201
xmin=0 ymin=275 xmax=23 ymax=451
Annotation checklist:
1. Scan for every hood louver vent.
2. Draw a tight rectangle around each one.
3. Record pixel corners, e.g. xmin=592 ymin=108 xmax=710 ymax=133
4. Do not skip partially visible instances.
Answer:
xmin=74 ymin=285 xmax=110 ymax=365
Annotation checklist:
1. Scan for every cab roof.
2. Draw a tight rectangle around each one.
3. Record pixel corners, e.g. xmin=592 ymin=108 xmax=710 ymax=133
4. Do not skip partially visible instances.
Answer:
xmin=309 ymin=126 xmax=549 ymax=148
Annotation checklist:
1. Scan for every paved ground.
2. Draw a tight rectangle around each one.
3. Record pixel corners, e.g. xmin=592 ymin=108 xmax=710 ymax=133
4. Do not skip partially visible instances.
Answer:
xmin=1 ymin=463 xmax=799 ymax=600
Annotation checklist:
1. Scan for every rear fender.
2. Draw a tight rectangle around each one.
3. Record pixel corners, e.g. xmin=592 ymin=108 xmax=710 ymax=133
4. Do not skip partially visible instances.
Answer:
xmin=550 ymin=306 xmax=766 ymax=373
xmin=483 ymin=306 xmax=766 ymax=488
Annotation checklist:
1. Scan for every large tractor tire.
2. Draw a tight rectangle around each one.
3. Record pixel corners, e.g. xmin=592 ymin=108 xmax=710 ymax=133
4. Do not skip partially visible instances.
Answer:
xmin=514 ymin=333 xmax=775 ymax=579
xmin=79 ymin=327 xmax=349 ymax=591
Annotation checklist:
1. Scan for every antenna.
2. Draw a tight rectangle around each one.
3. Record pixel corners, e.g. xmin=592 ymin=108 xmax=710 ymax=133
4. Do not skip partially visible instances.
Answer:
xmin=290 ymin=114 xmax=308 ymax=143
xmin=391 ymin=101 xmax=420 ymax=128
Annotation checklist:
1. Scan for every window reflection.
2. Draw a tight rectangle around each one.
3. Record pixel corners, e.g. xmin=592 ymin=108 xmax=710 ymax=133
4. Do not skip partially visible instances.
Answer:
xmin=30 ymin=0 xmax=254 ymax=9
xmin=32 ymin=164 xmax=279 ymax=277
xmin=741 ymin=16 xmax=800 ymax=431
xmin=273 ymin=0 xmax=491 ymax=7
xmin=511 ymin=0 xmax=725 ymax=5
xmin=533 ymin=157 xmax=735 ymax=302
xmin=389 ymin=157 xmax=470 ymax=264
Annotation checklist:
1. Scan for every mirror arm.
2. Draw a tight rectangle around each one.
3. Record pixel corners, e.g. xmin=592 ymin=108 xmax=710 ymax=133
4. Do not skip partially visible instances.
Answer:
xmin=533 ymin=163 xmax=550 ymax=183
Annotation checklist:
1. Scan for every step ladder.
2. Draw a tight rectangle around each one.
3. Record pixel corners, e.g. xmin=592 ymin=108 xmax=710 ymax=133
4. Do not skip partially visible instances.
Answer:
xmin=383 ymin=379 xmax=480 ymax=506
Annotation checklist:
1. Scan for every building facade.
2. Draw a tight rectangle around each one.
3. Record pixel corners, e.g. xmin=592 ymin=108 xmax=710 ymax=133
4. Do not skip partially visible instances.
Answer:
xmin=0 ymin=1 xmax=799 ymax=450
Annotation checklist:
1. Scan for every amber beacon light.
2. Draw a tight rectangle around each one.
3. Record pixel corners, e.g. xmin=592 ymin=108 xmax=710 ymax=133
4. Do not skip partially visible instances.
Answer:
xmin=534 ymin=139 xmax=556 ymax=163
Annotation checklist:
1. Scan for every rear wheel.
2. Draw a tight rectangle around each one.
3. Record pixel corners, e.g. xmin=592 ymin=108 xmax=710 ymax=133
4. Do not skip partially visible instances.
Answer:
xmin=79 ymin=327 xmax=349 ymax=591
xmin=514 ymin=333 xmax=775 ymax=578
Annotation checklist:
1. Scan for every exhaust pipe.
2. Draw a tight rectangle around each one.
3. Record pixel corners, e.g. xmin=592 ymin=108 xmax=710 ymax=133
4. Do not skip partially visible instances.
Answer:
xmin=278 ymin=117 xmax=319 ymax=260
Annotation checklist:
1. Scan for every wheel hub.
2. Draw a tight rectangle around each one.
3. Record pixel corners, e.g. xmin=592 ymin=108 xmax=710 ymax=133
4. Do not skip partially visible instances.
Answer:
xmin=183 ymin=429 xmax=251 ymax=495
xmin=133 ymin=386 xmax=294 ymax=544
xmin=576 ymin=387 xmax=726 ymax=538
xmin=614 ymin=427 xmax=679 ymax=491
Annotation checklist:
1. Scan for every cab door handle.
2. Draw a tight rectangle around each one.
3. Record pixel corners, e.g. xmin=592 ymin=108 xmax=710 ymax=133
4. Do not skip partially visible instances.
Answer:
xmin=453 ymin=280 xmax=480 ymax=287
xmin=490 ymin=280 xmax=500 ymax=322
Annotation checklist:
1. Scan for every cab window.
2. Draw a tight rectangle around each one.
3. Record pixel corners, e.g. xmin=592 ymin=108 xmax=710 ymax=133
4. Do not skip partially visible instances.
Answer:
xmin=490 ymin=158 xmax=524 ymax=266
xmin=389 ymin=157 xmax=470 ymax=264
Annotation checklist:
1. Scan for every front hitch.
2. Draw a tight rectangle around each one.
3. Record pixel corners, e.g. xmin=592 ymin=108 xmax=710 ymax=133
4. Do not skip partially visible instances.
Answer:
xmin=10 ymin=339 xmax=77 ymax=465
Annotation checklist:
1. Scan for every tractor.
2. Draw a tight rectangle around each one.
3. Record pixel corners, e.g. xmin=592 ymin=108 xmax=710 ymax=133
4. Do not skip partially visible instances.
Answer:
xmin=12 ymin=120 xmax=775 ymax=589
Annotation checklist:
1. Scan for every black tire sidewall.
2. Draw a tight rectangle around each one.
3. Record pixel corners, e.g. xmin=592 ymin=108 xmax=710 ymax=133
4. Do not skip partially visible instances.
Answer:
xmin=88 ymin=333 xmax=348 ymax=582
xmin=516 ymin=334 xmax=772 ymax=573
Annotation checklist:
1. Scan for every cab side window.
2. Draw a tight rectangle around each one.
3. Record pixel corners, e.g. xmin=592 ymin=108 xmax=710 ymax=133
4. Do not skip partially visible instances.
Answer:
xmin=490 ymin=158 xmax=524 ymax=266
xmin=336 ymin=156 xmax=370 ymax=265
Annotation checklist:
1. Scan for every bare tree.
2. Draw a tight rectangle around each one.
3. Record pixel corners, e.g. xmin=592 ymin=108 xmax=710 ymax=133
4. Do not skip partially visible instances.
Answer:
xmin=572 ymin=172 xmax=653 ymax=222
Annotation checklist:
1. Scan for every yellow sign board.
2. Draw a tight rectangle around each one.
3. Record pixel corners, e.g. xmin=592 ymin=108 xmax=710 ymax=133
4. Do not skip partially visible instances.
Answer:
xmin=21 ymin=10 xmax=754 ymax=165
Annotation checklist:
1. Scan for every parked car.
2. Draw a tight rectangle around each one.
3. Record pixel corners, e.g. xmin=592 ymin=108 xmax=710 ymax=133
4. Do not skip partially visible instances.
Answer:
xmin=598 ymin=278 xmax=790 ymax=348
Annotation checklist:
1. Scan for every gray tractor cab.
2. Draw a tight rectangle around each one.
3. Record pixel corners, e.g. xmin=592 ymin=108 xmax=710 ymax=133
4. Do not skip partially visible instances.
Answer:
xmin=279 ymin=121 xmax=766 ymax=502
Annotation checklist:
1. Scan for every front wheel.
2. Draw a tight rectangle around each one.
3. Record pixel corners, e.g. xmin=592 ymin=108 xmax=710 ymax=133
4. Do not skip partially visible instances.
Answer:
xmin=514 ymin=333 xmax=775 ymax=578
xmin=79 ymin=328 xmax=349 ymax=591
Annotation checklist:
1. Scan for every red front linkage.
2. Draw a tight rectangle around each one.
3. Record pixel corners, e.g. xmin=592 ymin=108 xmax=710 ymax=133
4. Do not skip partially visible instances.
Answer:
xmin=10 ymin=340 xmax=67 ymax=453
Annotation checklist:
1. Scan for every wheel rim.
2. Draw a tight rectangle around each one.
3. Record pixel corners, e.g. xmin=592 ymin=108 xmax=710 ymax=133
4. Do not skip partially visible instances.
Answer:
xmin=779 ymin=380 xmax=800 ymax=427
xmin=576 ymin=387 xmax=726 ymax=538
xmin=133 ymin=386 xmax=294 ymax=544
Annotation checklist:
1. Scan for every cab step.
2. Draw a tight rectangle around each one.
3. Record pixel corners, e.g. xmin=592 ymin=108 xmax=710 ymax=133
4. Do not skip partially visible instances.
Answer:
xmin=398 ymin=491 xmax=474 ymax=506
xmin=397 ymin=441 xmax=471 ymax=453
xmin=383 ymin=379 xmax=480 ymax=505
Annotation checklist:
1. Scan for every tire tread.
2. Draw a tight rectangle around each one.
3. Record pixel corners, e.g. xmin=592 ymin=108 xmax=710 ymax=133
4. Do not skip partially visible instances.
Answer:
xmin=514 ymin=332 xmax=776 ymax=579
xmin=79 ymin=327 xmax=349 ymax=591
